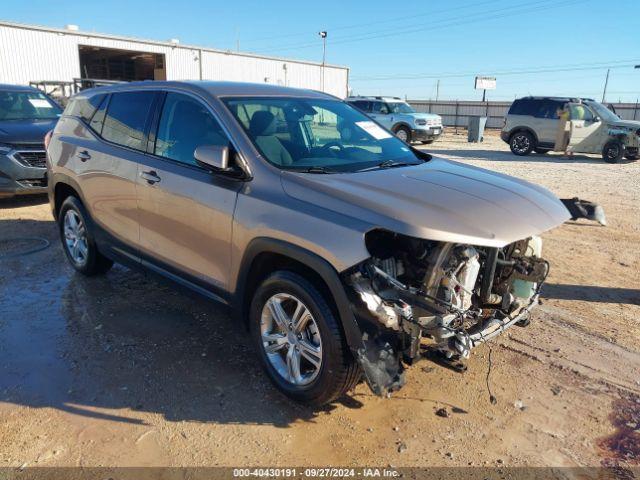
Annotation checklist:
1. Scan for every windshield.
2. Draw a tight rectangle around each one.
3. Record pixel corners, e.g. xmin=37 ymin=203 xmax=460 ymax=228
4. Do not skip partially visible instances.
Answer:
xmin=387 ymin=102 xmax=415 ymax=114
xmin=224 ymin=97 xmax=423 ymax=172
xmin=584 ymin=100 xmax=619 ymax=123
xmin=0 ymin=90 xmax=62 ymax=121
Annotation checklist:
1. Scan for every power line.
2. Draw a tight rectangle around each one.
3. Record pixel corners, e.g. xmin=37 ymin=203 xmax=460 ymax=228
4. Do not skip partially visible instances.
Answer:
xmin=351 ymin=59 xmax=640 ymax=81
xmin=256 ymin=0 xmax=584 ymax=54
xmin=239 ymin=0 xmax=502 ymax=46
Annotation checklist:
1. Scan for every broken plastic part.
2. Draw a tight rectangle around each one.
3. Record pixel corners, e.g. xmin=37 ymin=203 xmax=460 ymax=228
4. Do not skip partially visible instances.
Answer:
xmin=357 ymin=334 xmax=405 ymax=396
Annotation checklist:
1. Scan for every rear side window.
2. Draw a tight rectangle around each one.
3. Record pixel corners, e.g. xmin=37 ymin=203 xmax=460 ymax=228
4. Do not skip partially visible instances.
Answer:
xmin=509 ymin=99 xmax=537 ymax=116
xmin=66 ymin=94 xmax=106 ymax=122
xmin=154 ymin=93 xmax=229 ymax=167
xmin=102 ymin=92 xmax=155 ymax=151
xmin=350 ymin=101 xmax=371 ymax=112
xmin=535 ymin=100 xmax=564 ymax=119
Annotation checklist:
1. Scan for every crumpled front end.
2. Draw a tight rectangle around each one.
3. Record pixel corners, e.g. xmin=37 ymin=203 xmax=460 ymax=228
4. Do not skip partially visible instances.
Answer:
xmin=344 ymin=229 xmax=549 ymax=396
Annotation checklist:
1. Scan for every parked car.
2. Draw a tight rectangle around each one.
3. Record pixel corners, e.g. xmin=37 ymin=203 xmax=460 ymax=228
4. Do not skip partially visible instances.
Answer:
xmin=47 ymin=81 xmax=569 ymax=405
xmin=501 ymin=96 xmax=640 ymax=163
xmin=346 ymin=96 xmax=443 ymax=144
xmin=0 ymin=84 xmax=62 ymax=198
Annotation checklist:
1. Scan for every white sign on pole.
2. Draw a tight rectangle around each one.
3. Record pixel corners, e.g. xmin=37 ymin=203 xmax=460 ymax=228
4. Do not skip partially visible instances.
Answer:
xmin=475 ymin=76 xmax=496 ymax=90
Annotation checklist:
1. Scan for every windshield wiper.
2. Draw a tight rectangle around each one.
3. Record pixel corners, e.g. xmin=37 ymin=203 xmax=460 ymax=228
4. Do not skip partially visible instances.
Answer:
xmin=302 ymin=166 xmax=338 ymax=174
xmin=357 ymin=160 xmax=419 ymax=172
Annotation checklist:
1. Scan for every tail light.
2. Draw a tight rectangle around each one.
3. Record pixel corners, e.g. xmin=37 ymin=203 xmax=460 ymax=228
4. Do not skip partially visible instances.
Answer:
xmin=44 ymin=130 xmax=53 ymax=150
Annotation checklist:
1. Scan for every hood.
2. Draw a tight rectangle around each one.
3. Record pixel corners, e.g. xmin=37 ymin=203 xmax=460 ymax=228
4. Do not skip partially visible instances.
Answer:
xmin=281 ymin=158 xmax=570 ymax=248
xmin=407 ymin=112 xmax=441 ymax=121
xmin=0 ymin=118 xmax=59 ymax=146
xmin=609 ymin=120 xmax=640 ymax=131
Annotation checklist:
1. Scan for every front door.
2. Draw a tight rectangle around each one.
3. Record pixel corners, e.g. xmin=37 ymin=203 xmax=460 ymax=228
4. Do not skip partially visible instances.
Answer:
xmin=136 ymin=92 xmax=241 ymax=293
xmin=368 ymin=101 xmax=393 ymax=130
xmin=568 ymin=103 xmax=604 ymax=153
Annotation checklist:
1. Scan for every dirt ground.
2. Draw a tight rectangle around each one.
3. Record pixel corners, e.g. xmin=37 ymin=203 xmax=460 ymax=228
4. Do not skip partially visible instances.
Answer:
xmin=1 ymin=131 xmax=639 ymax=470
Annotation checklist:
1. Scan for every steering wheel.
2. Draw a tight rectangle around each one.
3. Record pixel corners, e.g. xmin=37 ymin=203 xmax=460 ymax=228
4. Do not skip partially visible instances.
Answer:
xmin=320 ymin=141 xmax=345 ymax=155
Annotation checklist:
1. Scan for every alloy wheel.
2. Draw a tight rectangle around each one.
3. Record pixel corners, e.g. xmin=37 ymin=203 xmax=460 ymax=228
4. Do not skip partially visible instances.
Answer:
xmin=260 ymin=293 xmax=323 ymax=386
xmin=395 ymin=129 xmax=408 ymax=142
xmin=512 ymin=134 xmax=530 ymax=154
xmin=63 ymin=210 xmax=88 ymax=266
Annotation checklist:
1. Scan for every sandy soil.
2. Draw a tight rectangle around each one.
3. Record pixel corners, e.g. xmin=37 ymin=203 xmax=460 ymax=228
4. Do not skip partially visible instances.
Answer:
xmin=0 ymin=132 xmax=638 ymax=470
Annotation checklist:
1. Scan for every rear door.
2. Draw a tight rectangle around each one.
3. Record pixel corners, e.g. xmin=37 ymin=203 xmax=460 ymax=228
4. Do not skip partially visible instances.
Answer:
xmin=136 ymin=91 xmax=242 ymax=293
xmin=533 ymin=99 xmax=564 ymax=145
xmin=73 ymin=90 xmax=157 ymax=252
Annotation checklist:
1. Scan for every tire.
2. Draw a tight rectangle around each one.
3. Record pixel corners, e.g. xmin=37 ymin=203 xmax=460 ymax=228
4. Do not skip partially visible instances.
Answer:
xmin=509 ymin=131 xmax=535 ymax=156
xmin=602 ymin=140 xmax=624 ymax=163
xmin=534 ymin=147 xmax=550 ymax=154
xmin=624 ymin=148 xmax=639 ymax=160
xmin=394 ymin=126 xmax=411 ymax=143
xmin=58 ymin=196 xmax=113 ymax=275
xmin=249 ymin=271 xmax=360 ymax=405
xmin=421 ymin=140 xmax=435 ymax=145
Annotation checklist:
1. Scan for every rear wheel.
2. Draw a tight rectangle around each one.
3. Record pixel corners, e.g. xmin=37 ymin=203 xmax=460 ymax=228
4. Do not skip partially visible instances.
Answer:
xmin=58 ymin=196 xmax=113 ymax=275
xmin=602 ymin=140 xmax=624 ymax=163
xmin=509 ymin=131 xmax=535 ymax=156
xmin=394 ymin=126 xmax=411 ymax=143
xmin=249 ymin=271 xmax=360 ymax=405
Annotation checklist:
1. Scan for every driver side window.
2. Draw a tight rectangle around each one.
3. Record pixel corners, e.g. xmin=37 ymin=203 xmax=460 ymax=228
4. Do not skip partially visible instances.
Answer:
xmin=154 ymin=93 xmax=229 ymax=167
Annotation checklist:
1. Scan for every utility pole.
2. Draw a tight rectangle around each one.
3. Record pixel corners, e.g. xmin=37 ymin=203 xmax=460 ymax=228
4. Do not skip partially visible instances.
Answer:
xmin=601 ymin=68 xmax=610 ymax=103
xmin=435 ymin=79 xmax=440 ymax=101
xmin=319 ymin=31 xmax=327 ymax=92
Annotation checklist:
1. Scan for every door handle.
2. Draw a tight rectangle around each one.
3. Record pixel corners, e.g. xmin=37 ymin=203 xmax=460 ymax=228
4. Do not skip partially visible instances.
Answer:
xmin=77 ymin=150 xmax=91 ymax=162
xmin=140 ymin=170 xmax=161 ymax=185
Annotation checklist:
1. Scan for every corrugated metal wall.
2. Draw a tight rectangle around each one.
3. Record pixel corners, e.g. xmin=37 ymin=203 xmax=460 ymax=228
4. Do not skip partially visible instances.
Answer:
xmin=409 ymin=100 xmax=640 ymax=128
xmin=0 ymin=23 xmax=349 ymax=98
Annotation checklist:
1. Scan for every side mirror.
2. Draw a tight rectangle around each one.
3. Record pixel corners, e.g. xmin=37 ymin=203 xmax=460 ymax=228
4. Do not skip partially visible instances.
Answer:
xmin=194 ymin=145 xmax=232 ymax=172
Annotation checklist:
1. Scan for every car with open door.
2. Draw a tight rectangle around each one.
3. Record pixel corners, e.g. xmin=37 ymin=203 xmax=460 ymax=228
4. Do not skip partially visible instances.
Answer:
xmin=501 ymin=96 xmax=640 ymax=163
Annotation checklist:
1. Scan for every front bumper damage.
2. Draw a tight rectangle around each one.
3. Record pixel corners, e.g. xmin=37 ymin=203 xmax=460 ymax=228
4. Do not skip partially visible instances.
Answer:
xmin=342 ymin=231 xmax=549 ymax=396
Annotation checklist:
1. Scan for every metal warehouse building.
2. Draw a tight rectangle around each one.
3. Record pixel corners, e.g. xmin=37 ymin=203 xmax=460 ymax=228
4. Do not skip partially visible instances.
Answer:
xmin=0 ymin=21 xmax=349 ymax=98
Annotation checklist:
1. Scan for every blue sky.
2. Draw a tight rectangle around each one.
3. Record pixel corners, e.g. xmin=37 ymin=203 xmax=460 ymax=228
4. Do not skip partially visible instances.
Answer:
xmin=3 ymin=0 xmax=640 ymax=101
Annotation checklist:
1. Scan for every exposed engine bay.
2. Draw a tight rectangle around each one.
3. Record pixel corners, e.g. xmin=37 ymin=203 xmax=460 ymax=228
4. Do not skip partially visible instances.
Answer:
xmin=345 ymin=230 xmax=550 ymax=396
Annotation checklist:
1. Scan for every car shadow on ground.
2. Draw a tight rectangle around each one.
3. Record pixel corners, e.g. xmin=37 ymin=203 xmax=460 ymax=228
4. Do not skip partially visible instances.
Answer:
xmin=0 ymin=194 xmax=49 ymax=209
xmin=542 ymin=283 xmax=640 ymax=306
xmin=0 ymin=218 xmax=364 ymax=429
xmin=426 ymin=148 xmax=636 ymax=165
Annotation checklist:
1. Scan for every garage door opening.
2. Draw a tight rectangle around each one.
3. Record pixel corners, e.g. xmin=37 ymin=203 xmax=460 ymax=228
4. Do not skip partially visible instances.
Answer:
xmin=78 ymin=46 xmax=166 ymax=82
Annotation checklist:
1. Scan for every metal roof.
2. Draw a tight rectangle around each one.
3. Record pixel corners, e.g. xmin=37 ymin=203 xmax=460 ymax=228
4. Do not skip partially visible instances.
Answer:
xmin=0 ymin=20 xmax=349 ymax=71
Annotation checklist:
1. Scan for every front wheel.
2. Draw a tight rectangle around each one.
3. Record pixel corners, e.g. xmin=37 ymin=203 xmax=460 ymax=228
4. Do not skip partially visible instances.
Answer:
xmin=249 ymin=271 xmax=360 ymax=405
xmin=602 ymin=140 xmax=624 ymax=163
xmin=58 ymin=196 xmax=113 ymax=275
xmin=510 ymin=131 xmax=535 ymax=156
xmin=624 ymin=148 xmax=639 ymax=160
xmin=394 ymin=126 xmax=411 ymax=143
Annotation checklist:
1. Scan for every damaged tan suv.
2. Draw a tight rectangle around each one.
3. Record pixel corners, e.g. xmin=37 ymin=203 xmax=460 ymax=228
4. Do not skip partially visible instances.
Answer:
xmin=47 ymin=81 xmax=570 ymax=405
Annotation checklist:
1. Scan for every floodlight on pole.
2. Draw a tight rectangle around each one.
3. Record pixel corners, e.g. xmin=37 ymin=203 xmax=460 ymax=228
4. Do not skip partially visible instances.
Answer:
xmin=319 ymin=31 xmax=327 ymax=92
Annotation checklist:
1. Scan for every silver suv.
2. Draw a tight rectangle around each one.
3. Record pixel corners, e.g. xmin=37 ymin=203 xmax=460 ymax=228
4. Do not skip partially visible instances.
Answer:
xmin=346 ymin=96 xmax=443 ymax=144
xmin=47 ymin=81 xmax=569 ymax=405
